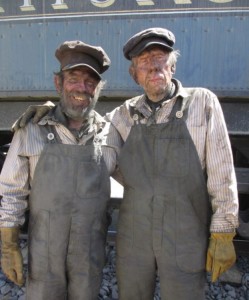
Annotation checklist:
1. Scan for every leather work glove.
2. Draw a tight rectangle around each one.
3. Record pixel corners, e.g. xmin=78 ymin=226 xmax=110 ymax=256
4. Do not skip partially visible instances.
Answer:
xmin=11 ymin=100 xmax=55 ymax=132
xmin=0 ymin=227 xmax=24 ymax=286
xmin=206 ymin=232 xmax=236 ymax=282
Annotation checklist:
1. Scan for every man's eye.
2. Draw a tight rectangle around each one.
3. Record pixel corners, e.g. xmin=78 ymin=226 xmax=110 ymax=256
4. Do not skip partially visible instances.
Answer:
xmin=140 ymin=58 xmax=148 ymax=63
xmin=138 ymin=59 xmax=148 ymax=66
xmin=86 ymin=81 xmax=96 ymax=88
xmin=67 ymin=79 xmax=78 ymax=84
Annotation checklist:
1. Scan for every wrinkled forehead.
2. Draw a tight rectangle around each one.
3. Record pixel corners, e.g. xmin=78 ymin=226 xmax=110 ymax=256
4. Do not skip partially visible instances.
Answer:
xmin=63 ymin=66 xmax=100 ymax=80
xmin=138 ymin=45 xmax=170 ymax=57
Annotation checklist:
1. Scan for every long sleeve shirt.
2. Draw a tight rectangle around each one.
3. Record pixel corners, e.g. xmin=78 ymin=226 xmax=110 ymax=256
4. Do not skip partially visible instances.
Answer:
xmin=0 ymin=106 xmax=120 ymax=227
xmin=105 ymin=79 xmax=239 ymax=233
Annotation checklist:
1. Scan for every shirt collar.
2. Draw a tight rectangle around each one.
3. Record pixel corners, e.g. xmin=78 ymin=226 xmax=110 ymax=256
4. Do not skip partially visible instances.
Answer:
xmin=38 ymin=104 xmax=105 ymax=135
xmin=129 ymin=79 xmax=190 ymax=113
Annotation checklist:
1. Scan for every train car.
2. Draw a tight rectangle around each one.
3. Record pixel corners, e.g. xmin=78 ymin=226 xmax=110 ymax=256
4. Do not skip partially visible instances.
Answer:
xmin=0 ymin=0 xmax=248 ymax=247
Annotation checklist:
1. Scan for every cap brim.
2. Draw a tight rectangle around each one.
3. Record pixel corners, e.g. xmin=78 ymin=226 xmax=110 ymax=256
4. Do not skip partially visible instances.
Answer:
xmin=62 ymin=63 xmax=101 ymax=79
xmin=130 ymin=41 xmax=173 ymax=58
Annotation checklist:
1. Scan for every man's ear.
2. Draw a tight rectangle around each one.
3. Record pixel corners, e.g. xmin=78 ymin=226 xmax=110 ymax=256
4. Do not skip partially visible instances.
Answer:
xmin=171 ymin=65 xmax=176 ymax=75
xmin=54 ymin=75 xmax=62 ymax=94
xmin=129 ymin=65 xmax=139 ymax=85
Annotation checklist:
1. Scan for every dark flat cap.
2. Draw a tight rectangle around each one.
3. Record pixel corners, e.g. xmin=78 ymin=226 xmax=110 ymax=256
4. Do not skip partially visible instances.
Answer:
xmin=123 ymin=27 xmax=175 ymax=60
xmin=55 ymin=40 xmax=111 ymax=78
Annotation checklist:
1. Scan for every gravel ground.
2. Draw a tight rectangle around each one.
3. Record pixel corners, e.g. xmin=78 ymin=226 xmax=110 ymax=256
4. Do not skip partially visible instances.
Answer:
xmin=0 ymin=240 xmax=249 ymax=300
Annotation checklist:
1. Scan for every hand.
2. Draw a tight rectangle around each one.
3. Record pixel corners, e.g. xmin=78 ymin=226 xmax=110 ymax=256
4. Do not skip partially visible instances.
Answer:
xmin=0 ymin=227 xmax=24 ymax=286
xmin=206 ymin=232 xmax=236 ymax=282
xmin=1 ymin=245 xmax=24 ymax=286
xmin=11 ymin=101 xmax=55 ymax=132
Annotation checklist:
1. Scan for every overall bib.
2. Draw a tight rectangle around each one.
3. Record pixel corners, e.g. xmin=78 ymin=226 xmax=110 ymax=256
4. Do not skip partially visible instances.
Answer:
xmin=26 ymin=126 xmax=110 ymax=300
xmin=117 ymin=98 xmax=211 ymax=300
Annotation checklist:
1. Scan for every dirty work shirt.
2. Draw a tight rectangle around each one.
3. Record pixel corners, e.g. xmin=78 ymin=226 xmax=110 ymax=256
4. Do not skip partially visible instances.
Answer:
xmin=0 ymin=106 xmax=120 ymax=227
xmin=106 ymin=80 xmax=239 ymax=300
xmin=0 ymin=106 xmax=120 ymax=298
xmin=106 ymin=79 xmax=239 ymax=233
xmin=116 ymin=96 xmax=210 ymax=300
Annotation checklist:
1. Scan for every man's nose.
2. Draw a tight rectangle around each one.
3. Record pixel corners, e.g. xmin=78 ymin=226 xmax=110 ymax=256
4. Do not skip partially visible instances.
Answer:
xmin=148 ymin=58 xmax=161 ymax=70
xmin=152 ymin=56 xmax=162 ymax=64
xmin=74 ymin=81 xmax=87 ymax=91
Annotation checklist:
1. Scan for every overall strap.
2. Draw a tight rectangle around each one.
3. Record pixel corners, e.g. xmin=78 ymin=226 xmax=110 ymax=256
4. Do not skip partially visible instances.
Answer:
xmin=169 ymin=95 xmax=192 ymax=122
xmin=38 ymin=125 xmax=62 ymax=144
xmin=129 ymin=106 xmax=144 ymax=125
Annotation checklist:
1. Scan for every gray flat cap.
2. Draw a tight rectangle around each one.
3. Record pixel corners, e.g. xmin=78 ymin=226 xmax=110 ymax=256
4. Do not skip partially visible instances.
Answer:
xmin=123 ymin=27 xmax=175 ymax=60
xmin=55 ymin=40 xmax=111 ymax=78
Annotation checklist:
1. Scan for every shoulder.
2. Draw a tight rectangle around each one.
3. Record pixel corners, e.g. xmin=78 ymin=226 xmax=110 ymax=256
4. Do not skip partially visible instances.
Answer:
xmin=106 ymin=95 xmax=143 ymax=123
xmin=185 ymin=87 xmax=217 ymax=99
xmin=185 ymin=87 xmax=220 ymax=111
xmin=104 ymin=95 xmax=144 ymax=141
xmin=13 ymin=122 xmax=41 ymax=142
xmin=7 ymin=122 xmax=46 ymax=157
xmin=175 ymin=80 xmax=218 ymax=107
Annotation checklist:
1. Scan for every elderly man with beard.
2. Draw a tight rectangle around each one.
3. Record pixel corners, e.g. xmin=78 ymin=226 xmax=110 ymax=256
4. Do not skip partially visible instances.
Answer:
xmin=0 ymin=40 xmax=120 ymax=299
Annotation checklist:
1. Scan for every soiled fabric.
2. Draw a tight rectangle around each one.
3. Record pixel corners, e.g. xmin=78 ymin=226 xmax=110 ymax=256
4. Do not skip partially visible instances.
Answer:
xmin=106 ymin=79 xmax=239 ymax=233
xmin=116 ymin=97 xmax=209 ymax=299
xmin=0 ymin=105 xmax=120 ymax=299
xmin=0 ymin=106 xmax=120 ymax=227
xmin=26 ymin=126 xmax=110 ymax=299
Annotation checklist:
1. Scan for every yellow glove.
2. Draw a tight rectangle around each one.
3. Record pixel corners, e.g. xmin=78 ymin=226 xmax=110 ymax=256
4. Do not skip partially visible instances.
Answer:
xmin=11 ymin=101 xmax=55 ymax=132
xmin=206 ymin=232 xmax=236 ymax=282
xmin=0 ymin=227 xmax=24 ymax=286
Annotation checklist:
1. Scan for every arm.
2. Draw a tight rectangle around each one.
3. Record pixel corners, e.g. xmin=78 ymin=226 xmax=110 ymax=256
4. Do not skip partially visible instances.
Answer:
xmin=0 ymin=130 xmax=30 ymax=227
xmin=204 ymin=92 xmax=238 ymax=281
xmin=107 ymin=124 xmax=124 ymax=185
xmin=205 ymin=94 xmax=238 ymax=232
xmin=0 ymin=129 xmax=30 ymax=286
xmin=101 ymin=118 xmax=124 ymax=184
xmin=12 ymin=101 xmax=55 ymax=132
xmin=104 ymin=111 xmax=127 ymax=185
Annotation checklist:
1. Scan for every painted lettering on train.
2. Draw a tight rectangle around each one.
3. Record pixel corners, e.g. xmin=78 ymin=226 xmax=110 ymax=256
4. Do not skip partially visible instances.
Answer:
xmin=0 ymin=0 xmax=246 ymax=19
